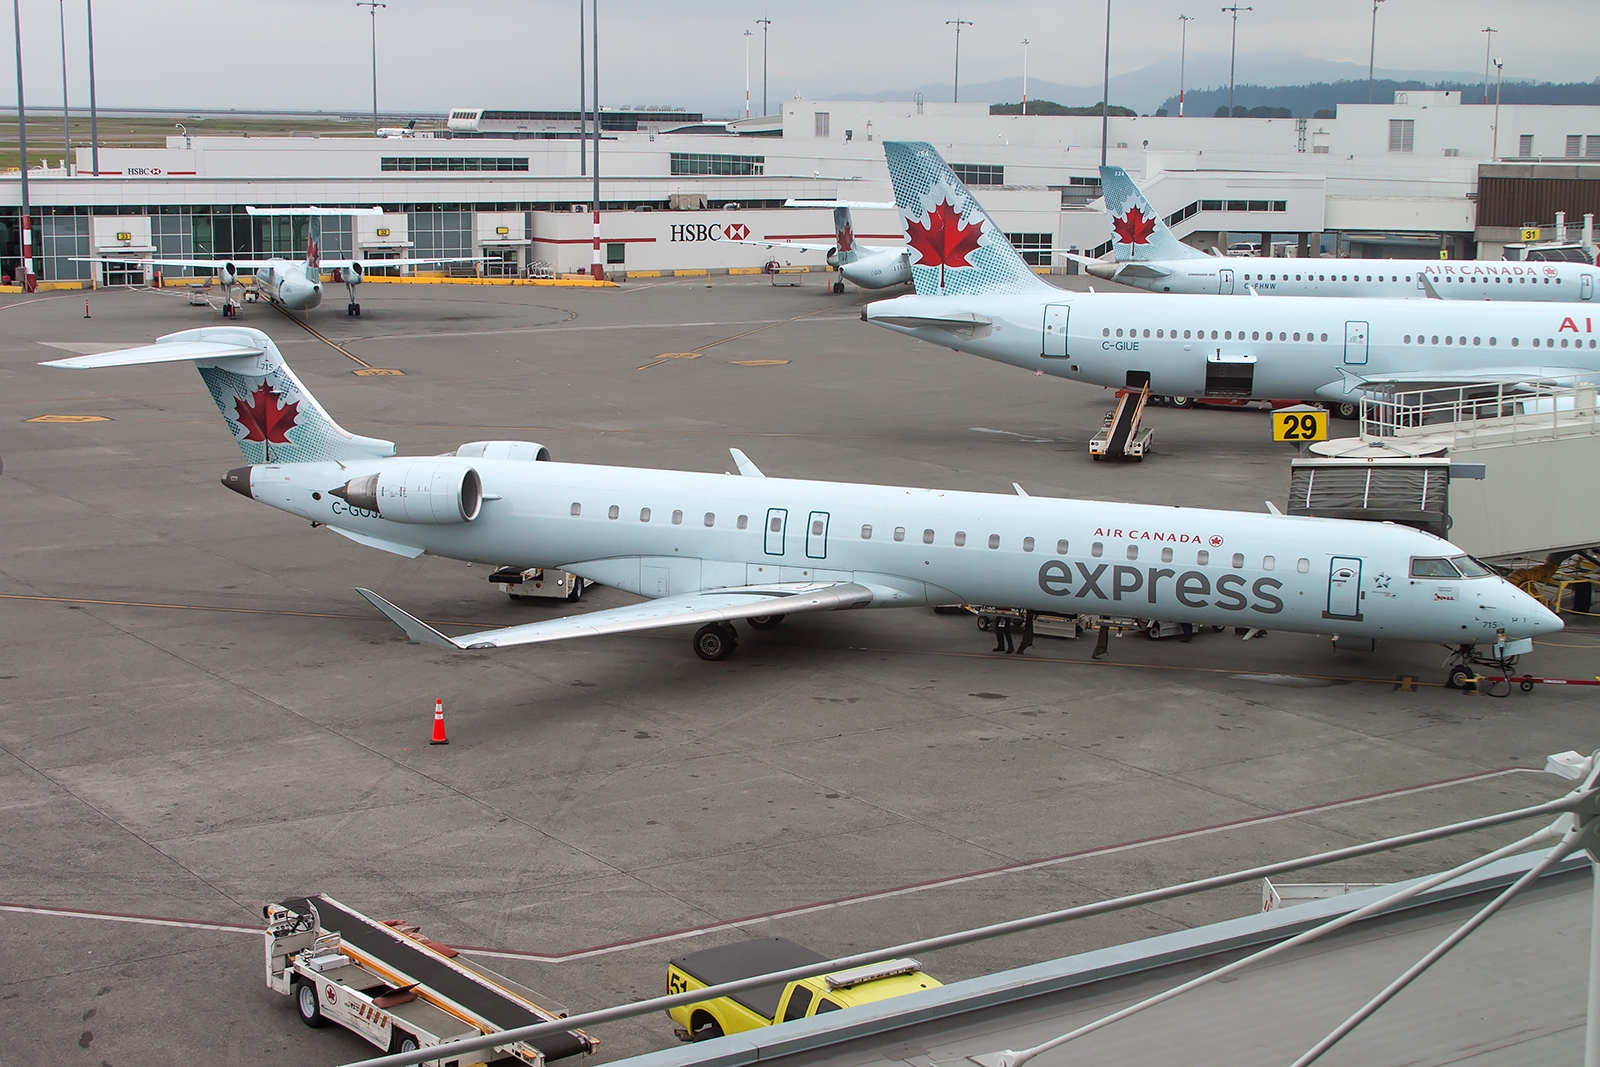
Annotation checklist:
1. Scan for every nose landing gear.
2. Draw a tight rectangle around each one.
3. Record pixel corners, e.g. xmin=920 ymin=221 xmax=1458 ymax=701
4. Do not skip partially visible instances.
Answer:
xmin=347 ymin=302 xmax=362 ymax=316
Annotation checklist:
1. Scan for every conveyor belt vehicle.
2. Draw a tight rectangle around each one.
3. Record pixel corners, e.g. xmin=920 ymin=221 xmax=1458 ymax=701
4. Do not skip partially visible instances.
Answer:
xmin=264 ymin=894 xmax=596 ymax=1064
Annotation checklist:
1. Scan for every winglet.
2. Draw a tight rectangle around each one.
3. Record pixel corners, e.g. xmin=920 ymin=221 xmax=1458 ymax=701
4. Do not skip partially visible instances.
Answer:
xmin=355 ymin=589 xmax=465 ymax=649
xmin=729 ymin=448 xmax=765 ymax=477
xmin=1013 ymin=482 xmax=1029 ymax=497
xmin=1265 ymin=501 xmax=1283 ymax=515
xmin=1417 ymin=272 xmax=1443 ymax=299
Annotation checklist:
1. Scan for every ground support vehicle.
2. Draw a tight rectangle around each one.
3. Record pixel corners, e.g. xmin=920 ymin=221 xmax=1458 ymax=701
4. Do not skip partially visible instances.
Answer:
xmin=264 ymin=894 xmax=596 ymax=1064
xmin=1089 ymin=385 xmax=1154 ymax=461
xmin=489 ymin=567 xmax=588 ymax=601
xmin=967 ymin=606 xmax=1206 ymax=641
xmin=666 ymin=937 xmax=939 ymax=1041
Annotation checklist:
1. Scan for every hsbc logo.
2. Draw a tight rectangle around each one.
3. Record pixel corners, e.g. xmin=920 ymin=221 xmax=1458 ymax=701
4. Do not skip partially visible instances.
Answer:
xmin=670 ymin=223 xmax=749 ymax=242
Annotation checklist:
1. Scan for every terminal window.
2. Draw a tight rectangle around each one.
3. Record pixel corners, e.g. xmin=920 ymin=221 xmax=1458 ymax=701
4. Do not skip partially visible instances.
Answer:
xmin=380 ymin=157 xmax=529 ymax=172
xmin=1388 ymin=119 xmax=1414 ymax=153
xmin=952 ymin=163 xmax=1004 ymax=186
xmin=670 ymin=153 xmax=765 ymax=176
xmin=1005 ymin=232 xmax=1053 ymax=266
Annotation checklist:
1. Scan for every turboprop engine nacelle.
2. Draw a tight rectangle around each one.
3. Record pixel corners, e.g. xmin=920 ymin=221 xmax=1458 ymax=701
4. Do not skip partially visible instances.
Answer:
xmin=333 ymin=263 xmax=363 ymax=286
xmin=217 ymin=262 xmax=239 ymax=286
xmin=331 ymin=462 xmax=482 ymax=524
xmin=825 ymin=246 xmax=842 ymax=269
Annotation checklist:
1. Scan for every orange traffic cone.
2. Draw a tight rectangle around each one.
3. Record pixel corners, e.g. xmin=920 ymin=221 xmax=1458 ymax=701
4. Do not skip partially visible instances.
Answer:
xmin=429 ymin=699 xmax=449 ymax=745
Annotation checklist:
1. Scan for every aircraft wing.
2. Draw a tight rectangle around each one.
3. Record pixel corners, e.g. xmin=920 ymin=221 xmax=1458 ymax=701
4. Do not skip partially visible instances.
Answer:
xmin=40 ymin=338 xmax=265 ymax=369
xmin=1317 ymin=366 xmax=1600 ymax=398
xmin=69 ymin=256 xmax=263 ymax=270
xmin=724 ymin=238 xmax=837 ymax=254
xmin=324 ymin=256 xmax=489 ymax=268
xmin=356 ymin=581 xmax=873 ymax=650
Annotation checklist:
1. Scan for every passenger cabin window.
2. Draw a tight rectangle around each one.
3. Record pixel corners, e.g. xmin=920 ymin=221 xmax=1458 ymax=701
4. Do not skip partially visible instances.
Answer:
xmin=738 ymin=515 xmax=749 ymax=530
xmin=1091 ymin=542 xmax=1103 ymax=557
xmin=673 ymin=510 xmax=684 ymax=525
xmin=570 ymin=502 xmax=581 ymax=516
xmin=1197 ymin=549 xmax=1210 ymax=565
xmin=704 ymin=513 xmax=715 ymax=527
xmin=640 ymin=507 xmax=651 ymax=522
xmin=783 ymin=985 xmax=814 ymax=1022
xmin=1057 ymin=539 xmax=1069 ymax=554
xmin=1410 ymin=557 xmax=1462 ymax=578
xmin=1297 ymin=558 xmax=1310 ymax=573
xmin=1023 ymin=537 xmax=1035 ymax=552
xmin=770 ymin=516 xmax=782 ymax=533
xmin=1231 ymin=553 xmax=1244 ymax=569
xmin=989 ymin=534 xmax=1000 ymax=549
xmin=608 ymin=505 xmax=619 ymax=520
xmin=1127 ymin=545 xmax=1138 ymax=560
xmin=861 ymin=524 xmax=873 ymax=539
xmin=1160 ymin=547 xmax=1173 ymax=563
xmin=812 ymin=519 xmax=825 ymax=536
xmin=923 ymin=529 xmax=935 ymax=544
xmin=894 ymin=527 xmax=906 ymax=542
xmin=954 ymin=531 xmax=967 ymax=547
xmin=1263 ymin=555 xmax=1275 ymax=570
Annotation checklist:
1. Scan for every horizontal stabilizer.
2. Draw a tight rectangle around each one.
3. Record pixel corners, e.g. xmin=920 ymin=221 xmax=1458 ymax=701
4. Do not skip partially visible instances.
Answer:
xmin=783 ymin=200 xmax=896 ymax=209
xmin=357 ymin=582 xmax=874 ymax=651
xmin=40 ymin=339 xmax=263 ymax=369
xmin=867 ymin=310 xmax=993 ymax=338
xmin=328 ymin=527 xmax=426 ymax=559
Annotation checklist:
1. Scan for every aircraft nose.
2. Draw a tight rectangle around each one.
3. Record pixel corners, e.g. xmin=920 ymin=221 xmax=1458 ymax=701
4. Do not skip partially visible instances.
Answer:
xmin=1532 ymin=601 xmax=1565 ymax=636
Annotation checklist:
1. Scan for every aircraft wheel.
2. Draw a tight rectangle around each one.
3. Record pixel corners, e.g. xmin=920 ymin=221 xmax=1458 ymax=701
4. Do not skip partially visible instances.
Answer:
xmin=1446 ymin=664 xmax=1473 ymax=689
xmin=295 ymin=981 xmax=326 ymax=1028
xmin=1332 ymin=402 xmax=1359 ymax=420
xmin=694 ymin=623 xmax=737 ymax=661
xmin=832 ymin=280 xmax=845 ymax=294
xmin=747 ymin=614 xmax=785 ymax=629
xmin=1168 ymin=395 xmax=1192 ymax=408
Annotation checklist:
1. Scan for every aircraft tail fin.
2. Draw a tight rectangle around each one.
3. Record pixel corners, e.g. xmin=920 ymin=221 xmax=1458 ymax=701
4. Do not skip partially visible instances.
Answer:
xmin=1098 ymin=165 xmax=1211 ymax=262
xmin=831 ymin=206 xmax=859 ymax=264
xmin=41 ymin=327 xmax=396 ymax=464
xmin=883 ymin=141 xmax=1050 ymax=296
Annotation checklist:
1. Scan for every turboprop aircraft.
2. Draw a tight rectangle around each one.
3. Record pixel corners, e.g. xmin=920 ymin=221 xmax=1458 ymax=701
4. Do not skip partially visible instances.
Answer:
xmin=74 ymin=207 xmax=485 ymax=318
xmin=864 ymin=142 xmax=1600 ymax=411
xmin=43 ymin=326 xmax=1559 ymax=680
xmin=733 ymin=202 xmax=911 ymax=293
xmin=1071 ymin=165 xmax=1599 ymax=301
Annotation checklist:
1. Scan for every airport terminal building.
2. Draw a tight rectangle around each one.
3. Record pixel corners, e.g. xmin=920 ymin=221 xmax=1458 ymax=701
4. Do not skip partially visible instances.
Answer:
xmin=4 ymin=93 xmax=1600 ymax=283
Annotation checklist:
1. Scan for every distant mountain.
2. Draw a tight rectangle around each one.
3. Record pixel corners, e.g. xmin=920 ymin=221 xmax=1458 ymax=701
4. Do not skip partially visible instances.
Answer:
xmin=1161 ymin=79 xmax=1600 ymax=118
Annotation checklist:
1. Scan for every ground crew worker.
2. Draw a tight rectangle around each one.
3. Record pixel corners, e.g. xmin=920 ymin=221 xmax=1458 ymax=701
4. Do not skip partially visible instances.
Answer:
xmin=1015 ymin=612 xmax=1035 ymax=655
xmin=993 ymin=615 xmax=1015 ymax=653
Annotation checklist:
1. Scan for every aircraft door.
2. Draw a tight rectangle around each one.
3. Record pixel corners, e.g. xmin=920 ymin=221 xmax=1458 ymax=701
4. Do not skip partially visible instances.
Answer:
xmin=1582 ymin=274 xmax=1594 ymax=301
xmin=1324 ymin=556 xmax=1363 ymax=620
xmin=1343 ymin=321 xmax=1369 ymax=365
xmin=1042 ymin=304 xmax=1070 ymax=357
xmin=1219 ymin=269 xmax=1235 ymax=295
xmin=764 ymin=508 xmax=787 ymax=556
xmin=806 ymin=511 xmax=830 ymax=559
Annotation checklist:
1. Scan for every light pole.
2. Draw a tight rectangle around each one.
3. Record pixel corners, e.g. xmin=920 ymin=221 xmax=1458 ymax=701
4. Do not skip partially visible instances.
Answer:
xmin=1481 ymin=27 xmax=1496 ymax=105
xmin=757 ymin=16 xmax=771 ymax=117
xmin=59 ymin=0 xmax=69 ymax=168
xmin=1491 ymin=58 xmax=1503 ymax=160
xmin=13 ymin=0 xmax=35 ymax=291
xmin=1366 ymin=0 xmax=1385 ymax=104
xmin=743 ymin=29 xmax=752 ymax=119
xmin=85 ymin=0 xmax=97 ymax=176
xmin=579 ymin=0 xmax=585 ymax=176
xmin=946 ymin=17 xmax=972 ymax=103
xmin=1222 ymin=5 xmax=1250 ymax=117
xmin=356 ymin=0 xmax=386 ymax=137
xmin=1020 ymin=38 xmax=1029 ymax=115
xmin=1177 ymin=14 xmax=1192 ymax=117
xmin=1100 ymin=0 xmax=1110 ymax=164
xmin=590 ymin=0 xmax=601 ymax=281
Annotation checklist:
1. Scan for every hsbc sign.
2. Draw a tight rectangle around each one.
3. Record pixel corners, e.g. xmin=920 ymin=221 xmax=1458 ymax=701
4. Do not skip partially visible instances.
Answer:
xmin=670 ymin=222 xmax=749 ymax=242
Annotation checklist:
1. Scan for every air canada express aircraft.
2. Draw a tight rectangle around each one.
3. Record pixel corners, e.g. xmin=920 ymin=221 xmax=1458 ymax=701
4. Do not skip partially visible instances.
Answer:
xmin=864 ymin=142 xmax=1600 ymax=408
xmin=1075 ymin=165 xmax=1598 ymax=301
xmin=733 ymin=203 xmax=911 ymax=293
xmin=44 ymin=327 xmax=1559 ymax=679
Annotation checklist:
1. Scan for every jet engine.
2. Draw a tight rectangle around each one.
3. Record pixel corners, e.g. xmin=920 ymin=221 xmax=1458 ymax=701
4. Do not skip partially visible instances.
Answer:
xmin=455 ymin=440 xmax=551 ymax=462
xmin=331 ymin=463 xmax=483 ymax=524
xmin=332 ymin=263 xmax=363 ymax=286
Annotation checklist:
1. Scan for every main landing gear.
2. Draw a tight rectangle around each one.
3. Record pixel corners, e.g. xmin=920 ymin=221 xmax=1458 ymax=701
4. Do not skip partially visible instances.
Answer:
xmin=693 ymin=622 xmax=739 ymax=661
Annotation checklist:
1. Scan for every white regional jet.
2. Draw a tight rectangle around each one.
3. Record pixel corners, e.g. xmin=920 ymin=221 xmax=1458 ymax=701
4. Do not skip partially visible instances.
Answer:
xmin=76 ymin=207 xmax=484 ymax=318
xmin=865 ymin=142 xmax=1600 ymax=410
xmin=44 ymin=326 xmax=1559 ymax=680
xmin=1077 ymin=165 xmax=1599 ymax=301
xmin=734 ymin=203 xmax=911 ymax=293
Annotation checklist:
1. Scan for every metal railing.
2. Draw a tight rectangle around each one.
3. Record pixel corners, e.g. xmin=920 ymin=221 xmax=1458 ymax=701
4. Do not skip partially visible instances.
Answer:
xmin=1361 ymin=377 xmax=1600 ymax=446
xmin=344 ymin=748 xmax=1600 ymax=1067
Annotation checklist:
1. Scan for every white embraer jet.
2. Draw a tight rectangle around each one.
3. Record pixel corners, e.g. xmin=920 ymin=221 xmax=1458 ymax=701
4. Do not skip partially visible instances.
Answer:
xmin=1074 ymin=166 xmax=1599 ymax=301
xmin=75 ymin=207 xmax=484 ymax=318
xmin=44 ymin=326 xmax=1560 ymax=680
xmin=733 ymin=202 xmax=911 ymax=293
xmin=865 ymin=142 xmax=1600 ymax=411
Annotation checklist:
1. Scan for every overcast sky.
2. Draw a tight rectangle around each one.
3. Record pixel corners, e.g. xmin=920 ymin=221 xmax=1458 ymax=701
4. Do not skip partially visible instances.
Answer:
xmin=6 ymin=0 xmax=1598 ymax=116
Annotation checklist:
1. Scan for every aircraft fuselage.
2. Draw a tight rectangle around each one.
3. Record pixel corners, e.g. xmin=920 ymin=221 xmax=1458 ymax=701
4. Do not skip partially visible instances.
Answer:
xmin=1103 ymin=258 xmax=1599 ymax=301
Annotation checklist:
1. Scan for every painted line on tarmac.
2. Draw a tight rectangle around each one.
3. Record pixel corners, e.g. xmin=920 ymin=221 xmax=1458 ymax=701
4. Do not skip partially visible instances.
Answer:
xmin=0 ymin=768 xmax=1538 ymax=958
xmin=271 ymin=303 xmax=373 ymax=368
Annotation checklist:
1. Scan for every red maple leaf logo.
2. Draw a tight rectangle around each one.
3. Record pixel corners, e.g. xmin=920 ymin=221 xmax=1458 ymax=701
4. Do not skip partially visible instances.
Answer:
xmin=837 ymin=223 xmax=855 ymax=253
xmin=1112 ymin=207 xmax=1156 ymax=246
xmin=234 ymin=381 xmax=299 ymax=451
xmin=906 ymin=198 xmax=984 ymax=288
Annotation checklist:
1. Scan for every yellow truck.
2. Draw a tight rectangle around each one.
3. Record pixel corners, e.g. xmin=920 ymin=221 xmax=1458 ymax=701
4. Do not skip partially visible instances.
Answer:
xmin=666 ymin=937 xmax=940 ymax=1041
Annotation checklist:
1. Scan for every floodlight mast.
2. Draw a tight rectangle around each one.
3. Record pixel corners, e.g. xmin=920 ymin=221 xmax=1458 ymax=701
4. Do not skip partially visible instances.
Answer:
xmin=1177 ymin=14 xmax=1192 ymax=117
xmin=1367 ymin=0 xmax=1385 ymax=104
xmin=1222 ymin=4 xmax=1251 ymax=117
xmin=13 ymin=0 xmax=36 ymax=291
xmin=356 ymin=0 xmax=386 ymax=137
xmin=946 ymin=17 xmax=973 ymax=103
xmin=757 ymin=16 xmax=771 ymax=117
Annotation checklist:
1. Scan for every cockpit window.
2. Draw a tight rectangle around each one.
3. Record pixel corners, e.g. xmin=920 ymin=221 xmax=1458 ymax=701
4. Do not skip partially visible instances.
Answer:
xmin=1451 ymin=555 xmax=1493 ymax=578
xmin=1410 ymin=557 xmax=1462 ymax=578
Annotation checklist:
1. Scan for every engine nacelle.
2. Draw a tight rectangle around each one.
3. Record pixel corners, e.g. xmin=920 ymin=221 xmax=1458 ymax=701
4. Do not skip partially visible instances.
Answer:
xmin=455 ymin=440 xmax=551 ymax=462
xmin=333 ymin=263 xmax=363 ymax=286
xmin=825 ymin=246 xmax=841 ymax=269
xmin=217 ymin=262 xmax=239 ymax=286
xmin=332 ymin=462 xmax=482 ymax=524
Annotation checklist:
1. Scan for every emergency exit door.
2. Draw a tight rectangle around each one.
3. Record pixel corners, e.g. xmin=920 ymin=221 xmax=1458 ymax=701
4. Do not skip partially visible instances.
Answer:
xmin=1343 ymin=320 xmax=1369 ymax=365
xmin=806 ymin=511 xmax=830 ymax=559
xmin=1582 ymin=273 xmax=1594 ymax=301
xmin=1324 ymin=556 xmax=1363 ymax=620
xmin=1218 ymin=269 xmax=1235 ymax=295
xmin=764 ymin=508 xmax=787 ymax=555
xmin=1042 ymin=304 xmax=1069 ymax=357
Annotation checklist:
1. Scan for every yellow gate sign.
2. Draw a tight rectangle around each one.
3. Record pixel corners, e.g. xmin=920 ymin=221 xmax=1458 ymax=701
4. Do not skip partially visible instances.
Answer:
xmin=1521 ymin=227 xmax=1542 ymax=242
xmin=1273 ymin=407 xmax=1327 ymax=442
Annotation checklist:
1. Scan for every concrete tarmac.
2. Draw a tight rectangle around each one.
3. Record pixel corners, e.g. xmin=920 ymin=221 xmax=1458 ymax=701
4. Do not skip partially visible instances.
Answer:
xmin=0 ymin=278 xmax=1594 ymax=1066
